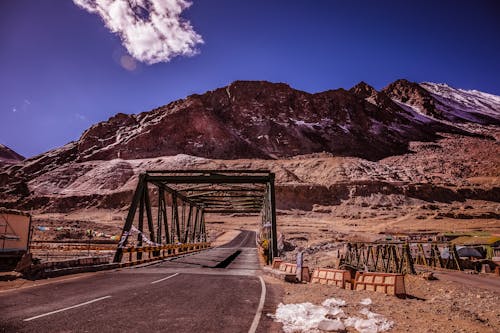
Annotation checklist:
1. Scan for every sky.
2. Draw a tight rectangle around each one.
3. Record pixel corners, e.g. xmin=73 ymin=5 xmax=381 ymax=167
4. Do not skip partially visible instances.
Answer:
xmin=1 ymin=0 xmax=499 ymax=158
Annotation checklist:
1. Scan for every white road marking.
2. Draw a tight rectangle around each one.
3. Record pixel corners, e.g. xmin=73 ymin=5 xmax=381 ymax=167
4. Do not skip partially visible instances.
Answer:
xmin=23 ymin=296 xmax=112 ymax=322
xmin=151 ymin=272 xmax=179 ymax=284
xmin=248 ymin=276 xmax=266 ymax=333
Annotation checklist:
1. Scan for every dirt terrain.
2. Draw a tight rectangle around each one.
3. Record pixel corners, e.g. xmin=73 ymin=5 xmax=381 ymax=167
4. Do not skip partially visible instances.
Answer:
xmin=268 ymin=273 xmax=500 ymax=333
xmin=22 ymin=208 xmax=500 ymax=333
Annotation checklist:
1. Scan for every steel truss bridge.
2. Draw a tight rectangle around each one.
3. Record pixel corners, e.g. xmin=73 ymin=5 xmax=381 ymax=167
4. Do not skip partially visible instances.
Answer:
xmin=113 ymin=170 xmax=278 ymax=263
xmin=342 ymin=242 xmax=416 ymax=274
xmin=341 ymin=242 xmax=463 ymax=274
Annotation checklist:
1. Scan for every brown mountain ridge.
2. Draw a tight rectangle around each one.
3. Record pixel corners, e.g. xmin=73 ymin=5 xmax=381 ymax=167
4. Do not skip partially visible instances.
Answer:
xmin=0 ymin=78 xmax=498 ymax=212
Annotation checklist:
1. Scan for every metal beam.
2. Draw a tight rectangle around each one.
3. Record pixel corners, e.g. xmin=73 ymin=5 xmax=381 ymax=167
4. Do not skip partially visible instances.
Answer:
xmin=191 ymin=198 xmax=262 ymax=204
xmin=113 ymin=174 xmax=146 ymax=262
xmin=143 ymin=185 xmax=155 ymax=246
xmin=204 ymin=209 xmax=261 ymax=214
xmin=182 ymin=188 xmax=266 ymax=192
xmin=137 ymin=186 xmax=145 ymax=260
xmin=145 ymin=175 xmax=271 ymax=184
xmin=269 ymin=173 xmax=278 ymax=259
xmin=188 ymin=194 xmax=264 ymax=198
xmin=184 ymin=205 xmax=193 ymax=243
xmin=151 ymin=181 xmax=203 ymax=208
xmin=146 ymin=169 xmax=271 ymax=174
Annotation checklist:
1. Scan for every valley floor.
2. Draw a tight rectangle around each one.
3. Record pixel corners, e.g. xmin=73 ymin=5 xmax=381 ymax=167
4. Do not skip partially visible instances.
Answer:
xmin=23 ymin=204 xmax=500 ymax=332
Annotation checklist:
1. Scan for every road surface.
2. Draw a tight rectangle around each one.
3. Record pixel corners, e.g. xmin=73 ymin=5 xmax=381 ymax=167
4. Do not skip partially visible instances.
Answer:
xmin=0 ymin=230 xmax=282 ymax=333
xmin=433 ymin=270 xmax=500 ymax=294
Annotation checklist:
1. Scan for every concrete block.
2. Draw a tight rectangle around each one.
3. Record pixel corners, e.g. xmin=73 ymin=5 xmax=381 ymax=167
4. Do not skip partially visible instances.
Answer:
xmin=354 ymin=272 xmax=406 ymax=298
xmin=310 ymin=268 xmax=350 ymax=288
xmin=272 ymin=258 xmax=283 ymax=269
xmin=481 ymin=264 xmax=491 ymax=273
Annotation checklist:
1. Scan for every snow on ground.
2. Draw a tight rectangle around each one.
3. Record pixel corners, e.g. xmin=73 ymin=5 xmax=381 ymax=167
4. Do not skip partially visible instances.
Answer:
xmin=271 ymin=297 xmax=393 ymax=333
xmin=359 ymin=298 xmax=372 ymax=306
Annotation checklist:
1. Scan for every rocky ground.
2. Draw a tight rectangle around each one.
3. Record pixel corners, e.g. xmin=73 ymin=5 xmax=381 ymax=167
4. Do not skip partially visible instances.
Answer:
xmin=266 ymin=272 xmax=500 ymax=333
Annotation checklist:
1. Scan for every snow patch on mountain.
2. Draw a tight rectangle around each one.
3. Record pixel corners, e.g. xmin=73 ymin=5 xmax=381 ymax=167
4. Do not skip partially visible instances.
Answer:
xmin=420 ymin=82 xmax=500 ymax=123
xmin=393 ymin=100 xmax=434 ymax=123
xmin=292 ymin=119 xmax=322 ymax=129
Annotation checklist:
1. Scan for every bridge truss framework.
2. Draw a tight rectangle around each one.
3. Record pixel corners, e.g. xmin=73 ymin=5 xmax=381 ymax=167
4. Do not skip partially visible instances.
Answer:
xmin=341 ymin=241 xmax=463 ymax=274
xmin=113 ymin=170 xmax=277 ymax=263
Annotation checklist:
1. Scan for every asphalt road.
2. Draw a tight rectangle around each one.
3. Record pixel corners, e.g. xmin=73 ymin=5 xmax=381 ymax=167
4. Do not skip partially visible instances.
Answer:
xmin=0 ymin=230 xmax=282 ymax=333
xmin=433 ymin=270 xmax=500 ymax=294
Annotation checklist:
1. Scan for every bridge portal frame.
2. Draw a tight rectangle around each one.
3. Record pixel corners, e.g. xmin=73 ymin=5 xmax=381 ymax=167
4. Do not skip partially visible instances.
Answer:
xmin=113 ymin=170 xmax=278 ymax=263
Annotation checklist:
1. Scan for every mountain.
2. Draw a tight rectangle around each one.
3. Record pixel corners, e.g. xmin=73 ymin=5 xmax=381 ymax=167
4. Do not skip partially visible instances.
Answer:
xmin=0 ymin=79 xmax=498 ymax=212
xmin=73 ymin=80 xmax=458 ymax=162
xmin=0 ymin=144 xmax=24 ymax=166
xmin=383 ymin=79 xmax=500 ymax=125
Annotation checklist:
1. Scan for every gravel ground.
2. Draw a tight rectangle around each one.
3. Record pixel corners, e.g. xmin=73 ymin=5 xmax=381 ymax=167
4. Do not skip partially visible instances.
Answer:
xmin=265 ymin=272 xmax=500 ymax=332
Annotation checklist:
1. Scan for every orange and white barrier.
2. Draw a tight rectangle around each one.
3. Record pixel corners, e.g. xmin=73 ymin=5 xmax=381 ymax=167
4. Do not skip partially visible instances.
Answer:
xmin=354 ymin=272 xmax=406 ymax=297
xmin=311 ymin=268 xmax=351 ymax=288
xmin=278 ymin=262 xmax=297 ymax=273
xmin=272 ymin=258 xmax=283 ymax=269
xmin=267 ymin=260 xmax=310 ymax=282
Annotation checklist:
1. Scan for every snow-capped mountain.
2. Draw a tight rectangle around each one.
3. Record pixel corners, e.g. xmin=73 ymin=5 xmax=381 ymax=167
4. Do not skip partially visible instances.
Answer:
xmin=30 ymin=80 xmax=487 ymax=165
xmin=421 ymin=82 xmax=500 ymax=123
xmin=384 ymin=79 xmax=500 ymax=125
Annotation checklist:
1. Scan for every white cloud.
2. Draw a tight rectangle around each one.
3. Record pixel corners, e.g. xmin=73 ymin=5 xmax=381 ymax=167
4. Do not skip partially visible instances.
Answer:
xmin=73 ymin=0 xmax=203 ymax=64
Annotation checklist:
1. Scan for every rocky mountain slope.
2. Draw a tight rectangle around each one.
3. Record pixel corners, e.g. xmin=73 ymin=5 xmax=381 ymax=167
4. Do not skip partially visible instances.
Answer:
xmin=0 ymin=144 xmax=24 ymax=166
xmin=0 ymin=79 xmax=498 ymax=213
xmin=385 ymin=80 xmax=500 ymax=125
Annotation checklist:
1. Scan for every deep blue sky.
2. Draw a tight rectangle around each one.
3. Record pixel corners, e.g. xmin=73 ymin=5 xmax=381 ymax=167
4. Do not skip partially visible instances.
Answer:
xmin=1 ymin=0 xmax=499 ymax=158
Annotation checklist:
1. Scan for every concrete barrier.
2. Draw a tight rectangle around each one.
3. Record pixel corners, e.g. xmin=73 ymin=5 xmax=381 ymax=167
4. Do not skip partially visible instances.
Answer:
xmin=311 ymin=268 xmax=351 ymax=288
xmin=24 ymin=243 xmax=212 ymax=279
xmin=263 ymin=260 xmax=310 ymax=282
xmin=481 ymin=264 xmax=491 ymax=274
xmin=277 ymin=262 xmax=310 ymax=282
xmin=272 ymin=258 xmax=283 ymax=269
xmin=354 ymin=272 xmax=406 ymax=297
xmin=34 ymin=256 xmax=109 ymax=271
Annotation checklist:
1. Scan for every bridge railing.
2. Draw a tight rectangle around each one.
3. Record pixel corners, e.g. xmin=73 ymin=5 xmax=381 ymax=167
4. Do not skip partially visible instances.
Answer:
xmin=118 ymin=242 xmax=211 ymax=264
